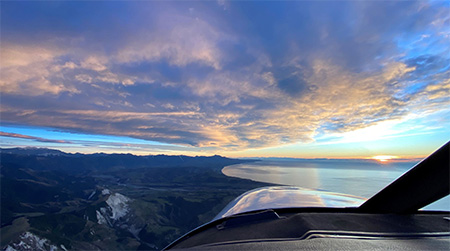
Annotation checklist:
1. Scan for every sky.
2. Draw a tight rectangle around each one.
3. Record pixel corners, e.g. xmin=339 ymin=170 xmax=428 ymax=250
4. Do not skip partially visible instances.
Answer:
xmin=1 ymin=1 xmax=449 ymax=159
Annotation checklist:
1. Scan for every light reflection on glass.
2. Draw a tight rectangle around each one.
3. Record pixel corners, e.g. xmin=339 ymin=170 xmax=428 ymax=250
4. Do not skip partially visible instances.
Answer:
xmin=214 ymin=186 xmax=365 ymax=220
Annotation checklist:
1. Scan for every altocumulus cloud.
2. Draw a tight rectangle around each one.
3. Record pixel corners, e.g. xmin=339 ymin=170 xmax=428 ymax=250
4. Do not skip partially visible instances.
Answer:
xmin=1 ymin=1 xmax=449 ymax=151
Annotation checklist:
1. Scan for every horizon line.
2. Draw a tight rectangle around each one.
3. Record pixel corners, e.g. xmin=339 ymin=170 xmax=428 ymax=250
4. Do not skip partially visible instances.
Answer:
xmin=1 ymin=146 xmax=425 ymax=162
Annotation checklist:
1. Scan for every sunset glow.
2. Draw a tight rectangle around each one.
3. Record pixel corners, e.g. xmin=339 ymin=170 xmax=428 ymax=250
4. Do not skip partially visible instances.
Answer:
xmin=371 ymin=156 xmax=399 ymax=162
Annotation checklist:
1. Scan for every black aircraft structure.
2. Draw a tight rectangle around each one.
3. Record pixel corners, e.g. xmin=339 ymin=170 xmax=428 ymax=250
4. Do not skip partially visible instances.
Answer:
xmin=164 ymin=141 xmax=450 ymax=250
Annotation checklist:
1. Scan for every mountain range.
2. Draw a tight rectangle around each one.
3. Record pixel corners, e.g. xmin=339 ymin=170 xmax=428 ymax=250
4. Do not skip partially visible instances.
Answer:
xmin=1 ymin=148 xmax=269 ymax=250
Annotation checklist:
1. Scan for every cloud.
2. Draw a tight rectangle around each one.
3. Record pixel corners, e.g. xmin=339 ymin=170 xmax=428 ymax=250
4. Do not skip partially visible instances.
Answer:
xmin=1 ymin=1 xmax=449 ymax=152
xmin=1 ymin=105 xmax=209 ymax=146
xmin=0 ymin=131 xmax=73 ymax=144
xmin=0 ymin=44 xmax=60 ymax=68
xmin=111 ymin=8 xmax=230 ymax=71
xmin=81 ymin=56 xmax=108 ymax=72
xmin=0 ymin=44 xmax=79 ymax=95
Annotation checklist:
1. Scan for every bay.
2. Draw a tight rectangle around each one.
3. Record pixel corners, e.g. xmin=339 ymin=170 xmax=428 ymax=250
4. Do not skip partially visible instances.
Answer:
xmin=222 ymin=158 xmax=450 ymax=210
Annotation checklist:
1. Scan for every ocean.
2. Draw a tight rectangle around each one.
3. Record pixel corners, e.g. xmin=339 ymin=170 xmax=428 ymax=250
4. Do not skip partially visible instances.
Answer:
xmin=222 ymin=158 xmax=449 ymax=210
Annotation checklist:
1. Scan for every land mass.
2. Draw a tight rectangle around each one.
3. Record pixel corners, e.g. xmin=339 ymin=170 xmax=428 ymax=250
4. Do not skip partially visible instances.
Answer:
xmin=1 ymin=148 xmax=271 ymax=250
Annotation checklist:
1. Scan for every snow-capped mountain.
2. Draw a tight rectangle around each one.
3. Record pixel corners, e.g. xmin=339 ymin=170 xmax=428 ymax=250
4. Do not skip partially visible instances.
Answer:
xmin=96 ymin=190 xmax=131 ymax=226
xmin=96 ymin=189 xmax=145 ymax=237
xmin=5 ymin=232 xmax=67 ymax=251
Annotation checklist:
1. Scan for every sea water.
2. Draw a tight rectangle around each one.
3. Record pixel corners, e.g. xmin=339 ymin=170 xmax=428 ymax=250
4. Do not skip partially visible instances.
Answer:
xmin=223 ymin=158 xmax=449 ymax=210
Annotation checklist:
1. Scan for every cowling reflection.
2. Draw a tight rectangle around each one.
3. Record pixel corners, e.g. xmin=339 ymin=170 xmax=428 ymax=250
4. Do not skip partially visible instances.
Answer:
xmin=214 ymin=186 xmax=365 ymax=220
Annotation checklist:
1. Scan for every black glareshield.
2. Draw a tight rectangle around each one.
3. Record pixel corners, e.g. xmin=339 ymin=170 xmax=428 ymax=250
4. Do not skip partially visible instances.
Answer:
xmin=359 ymin=141 xmax=450 ymax=213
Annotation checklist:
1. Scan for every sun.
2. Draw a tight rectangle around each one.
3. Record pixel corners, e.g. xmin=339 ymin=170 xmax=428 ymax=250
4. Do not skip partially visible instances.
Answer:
xmin=371 ymin=155 xmax=398 ymax=162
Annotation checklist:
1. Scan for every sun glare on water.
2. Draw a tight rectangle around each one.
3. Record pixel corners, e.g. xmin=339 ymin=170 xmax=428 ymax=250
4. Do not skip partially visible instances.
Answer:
xmin=371 ymin=155 xmax=398 ymax=162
